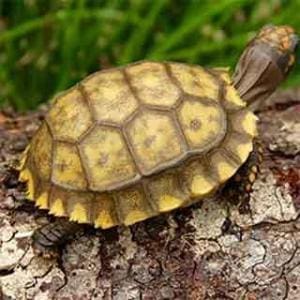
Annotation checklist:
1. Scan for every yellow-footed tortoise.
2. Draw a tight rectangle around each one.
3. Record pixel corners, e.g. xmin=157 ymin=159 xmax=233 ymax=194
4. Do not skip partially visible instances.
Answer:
xmin=18 ymin=25 xmax=298 ymax=253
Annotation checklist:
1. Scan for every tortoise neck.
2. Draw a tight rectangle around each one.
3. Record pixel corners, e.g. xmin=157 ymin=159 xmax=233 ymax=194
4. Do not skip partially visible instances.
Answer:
xmin=233 ymin=42 xmax=285 ymax=106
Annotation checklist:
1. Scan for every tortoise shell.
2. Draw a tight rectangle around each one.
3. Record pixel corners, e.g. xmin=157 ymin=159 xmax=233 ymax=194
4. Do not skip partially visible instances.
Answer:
xmin=19 ymin=61 xmax=257 ymax=228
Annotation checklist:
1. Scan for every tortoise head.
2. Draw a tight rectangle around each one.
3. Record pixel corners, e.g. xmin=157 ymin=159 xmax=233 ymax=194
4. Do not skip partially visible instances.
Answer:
xmin=233 ymin=25 xmax=298 ymax=106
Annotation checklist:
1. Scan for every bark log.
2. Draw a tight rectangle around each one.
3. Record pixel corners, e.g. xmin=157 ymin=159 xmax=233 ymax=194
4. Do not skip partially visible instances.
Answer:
xmin=0 ymin=89 xmax=300 ymax=300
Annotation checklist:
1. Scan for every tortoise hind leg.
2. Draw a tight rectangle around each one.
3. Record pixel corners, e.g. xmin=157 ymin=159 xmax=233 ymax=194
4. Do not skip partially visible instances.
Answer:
xmin=32 ymin=217 xmax=82 ymax=257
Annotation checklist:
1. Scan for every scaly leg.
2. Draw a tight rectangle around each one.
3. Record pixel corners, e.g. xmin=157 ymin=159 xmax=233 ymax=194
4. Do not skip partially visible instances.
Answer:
xmin=32 ymin=217 xmax=82 ymax=257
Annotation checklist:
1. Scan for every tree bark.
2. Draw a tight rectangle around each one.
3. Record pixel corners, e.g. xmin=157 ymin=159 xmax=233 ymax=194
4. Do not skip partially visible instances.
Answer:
xmin=0 ymin=89 xmax=300 ymax=300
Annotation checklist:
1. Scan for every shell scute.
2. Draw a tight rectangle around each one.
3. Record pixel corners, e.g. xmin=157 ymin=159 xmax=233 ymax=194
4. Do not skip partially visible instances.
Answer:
xmin=177 ymin=99 xmax=226 ymax=151
xmin=115 ymin=186 xmax=155 ymax=226
xmin=169 ymin=62 xmax=219 ymax=99
xmin=223 ymin=84 xmax=246 ymax=110
xmin=147 ymin=173 xmax=187 ymax=212
xmin=52 ymin=142 xmax=87 ymax=190
xmin=210 ymin=150 xmax=239 ymax=184
xmin=126 ymin=110 xmax=185 ymax=175
xmin=93 ymin=194 xmax=119 ymax=229
xmin=49 ymin=187 xmax=68 ymax=216
xmin=29 ymin=123 xmax=53 ymax=180
xmin=36 ymin=192 xmax=49 ymax=209
xmin=82 ymin=70 xmax=138 ymax=125
xmin=182 ymin=160 xmax=218 ymax=198
xmin=47 ymin=87 xmax=93 ymax=142
xmin=230 ymin=110 xmax=258 ymax=137
xmin=79 ymin=125 xmax=138 ymax=191
xmin=126 ymin=62 xmax=181 ymax=107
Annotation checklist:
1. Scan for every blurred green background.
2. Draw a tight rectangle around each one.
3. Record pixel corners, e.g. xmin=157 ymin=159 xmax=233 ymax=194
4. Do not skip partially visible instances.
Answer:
xmin=0 ymin=0 xmax=300 ymax=111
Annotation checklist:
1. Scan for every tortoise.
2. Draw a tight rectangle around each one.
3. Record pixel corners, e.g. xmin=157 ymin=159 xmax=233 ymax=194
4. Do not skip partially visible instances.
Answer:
xmin=18 ymin=25 xmax=298 ymax=253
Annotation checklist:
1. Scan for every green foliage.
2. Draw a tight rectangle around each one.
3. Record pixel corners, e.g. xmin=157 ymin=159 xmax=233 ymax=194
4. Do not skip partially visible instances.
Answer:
xmin=0 ymin=0 xmax=300 ymax=111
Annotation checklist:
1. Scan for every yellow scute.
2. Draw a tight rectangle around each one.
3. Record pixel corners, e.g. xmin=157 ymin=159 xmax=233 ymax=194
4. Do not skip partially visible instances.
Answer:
xmin=94 ymin=210 xmax=116 ymax=229
xmin=126 ymin=62 xmax=180 ymax=107
xmin=50 ymin=198 xmax=65 ymax=216
xmin=217 ymin=161 xmax=236 ymax=182
xmin=127 ymin=111 xmax=183 ymax=175
xmin=94 ymin=194 xmax=118 ymax=228
xmin=116 ymin=187 xmax=154 ymax=226
xmin=47 ymin=88 xmax=92 ymax=141
xmin=210 ymin=150 xmax=239 ymax=184
xmin=70 ymin=203 xmax=88 ymax=223
xmin=178 ymin=101 xmax=226 ymax=151
xmin=124 ymin=210 xmax=148 ymax=226
xmin=231 ymin=111 xmax=258 ymax=137
xmin=224 ymin=85 xmax=246 ymax=109
xmin=52 ymin=142 xmax=87 ymax=189
xmin=170 ymin=63 xmax=219 ymax=99
xmin=236 ymin=142 xmax=253 ymax=164
xmin=30 ymin=124 xmax=53 ymax=180
xmin=212 ymin=67 xmax=231 ymax=83
xmin=80 ymin=126 xmax=137 ymax=191
xmin=83 ymin=70 xmax=138 ymax=125
xmin=36 ymin=192 xmax=49 ymax=209
xmin=191 ymin=175 xmax=216 ymax=197
xmin=242 ymin=112 xmax=258 ymax=137
xmin=19 ymin=169 xmax=34 ymax=200
xmin=222 ymin=133 xmax=253 ymax=166
xmin=158 ymin=195 xmax=183 ymax=212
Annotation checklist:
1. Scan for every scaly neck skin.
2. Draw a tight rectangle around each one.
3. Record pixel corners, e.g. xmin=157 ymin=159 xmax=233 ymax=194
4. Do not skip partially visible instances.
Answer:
xmin=233 ymin=42 xmax=285 ymax=107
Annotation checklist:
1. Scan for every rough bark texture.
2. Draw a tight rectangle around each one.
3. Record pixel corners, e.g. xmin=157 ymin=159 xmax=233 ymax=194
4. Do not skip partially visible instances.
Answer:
xmin=0 ymin=89 xmax=300 ymax=300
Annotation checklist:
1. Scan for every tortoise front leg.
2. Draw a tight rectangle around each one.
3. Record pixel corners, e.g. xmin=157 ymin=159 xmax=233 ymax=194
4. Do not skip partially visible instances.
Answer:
xmin=32 ymin=217 xmax=82 ymax=257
